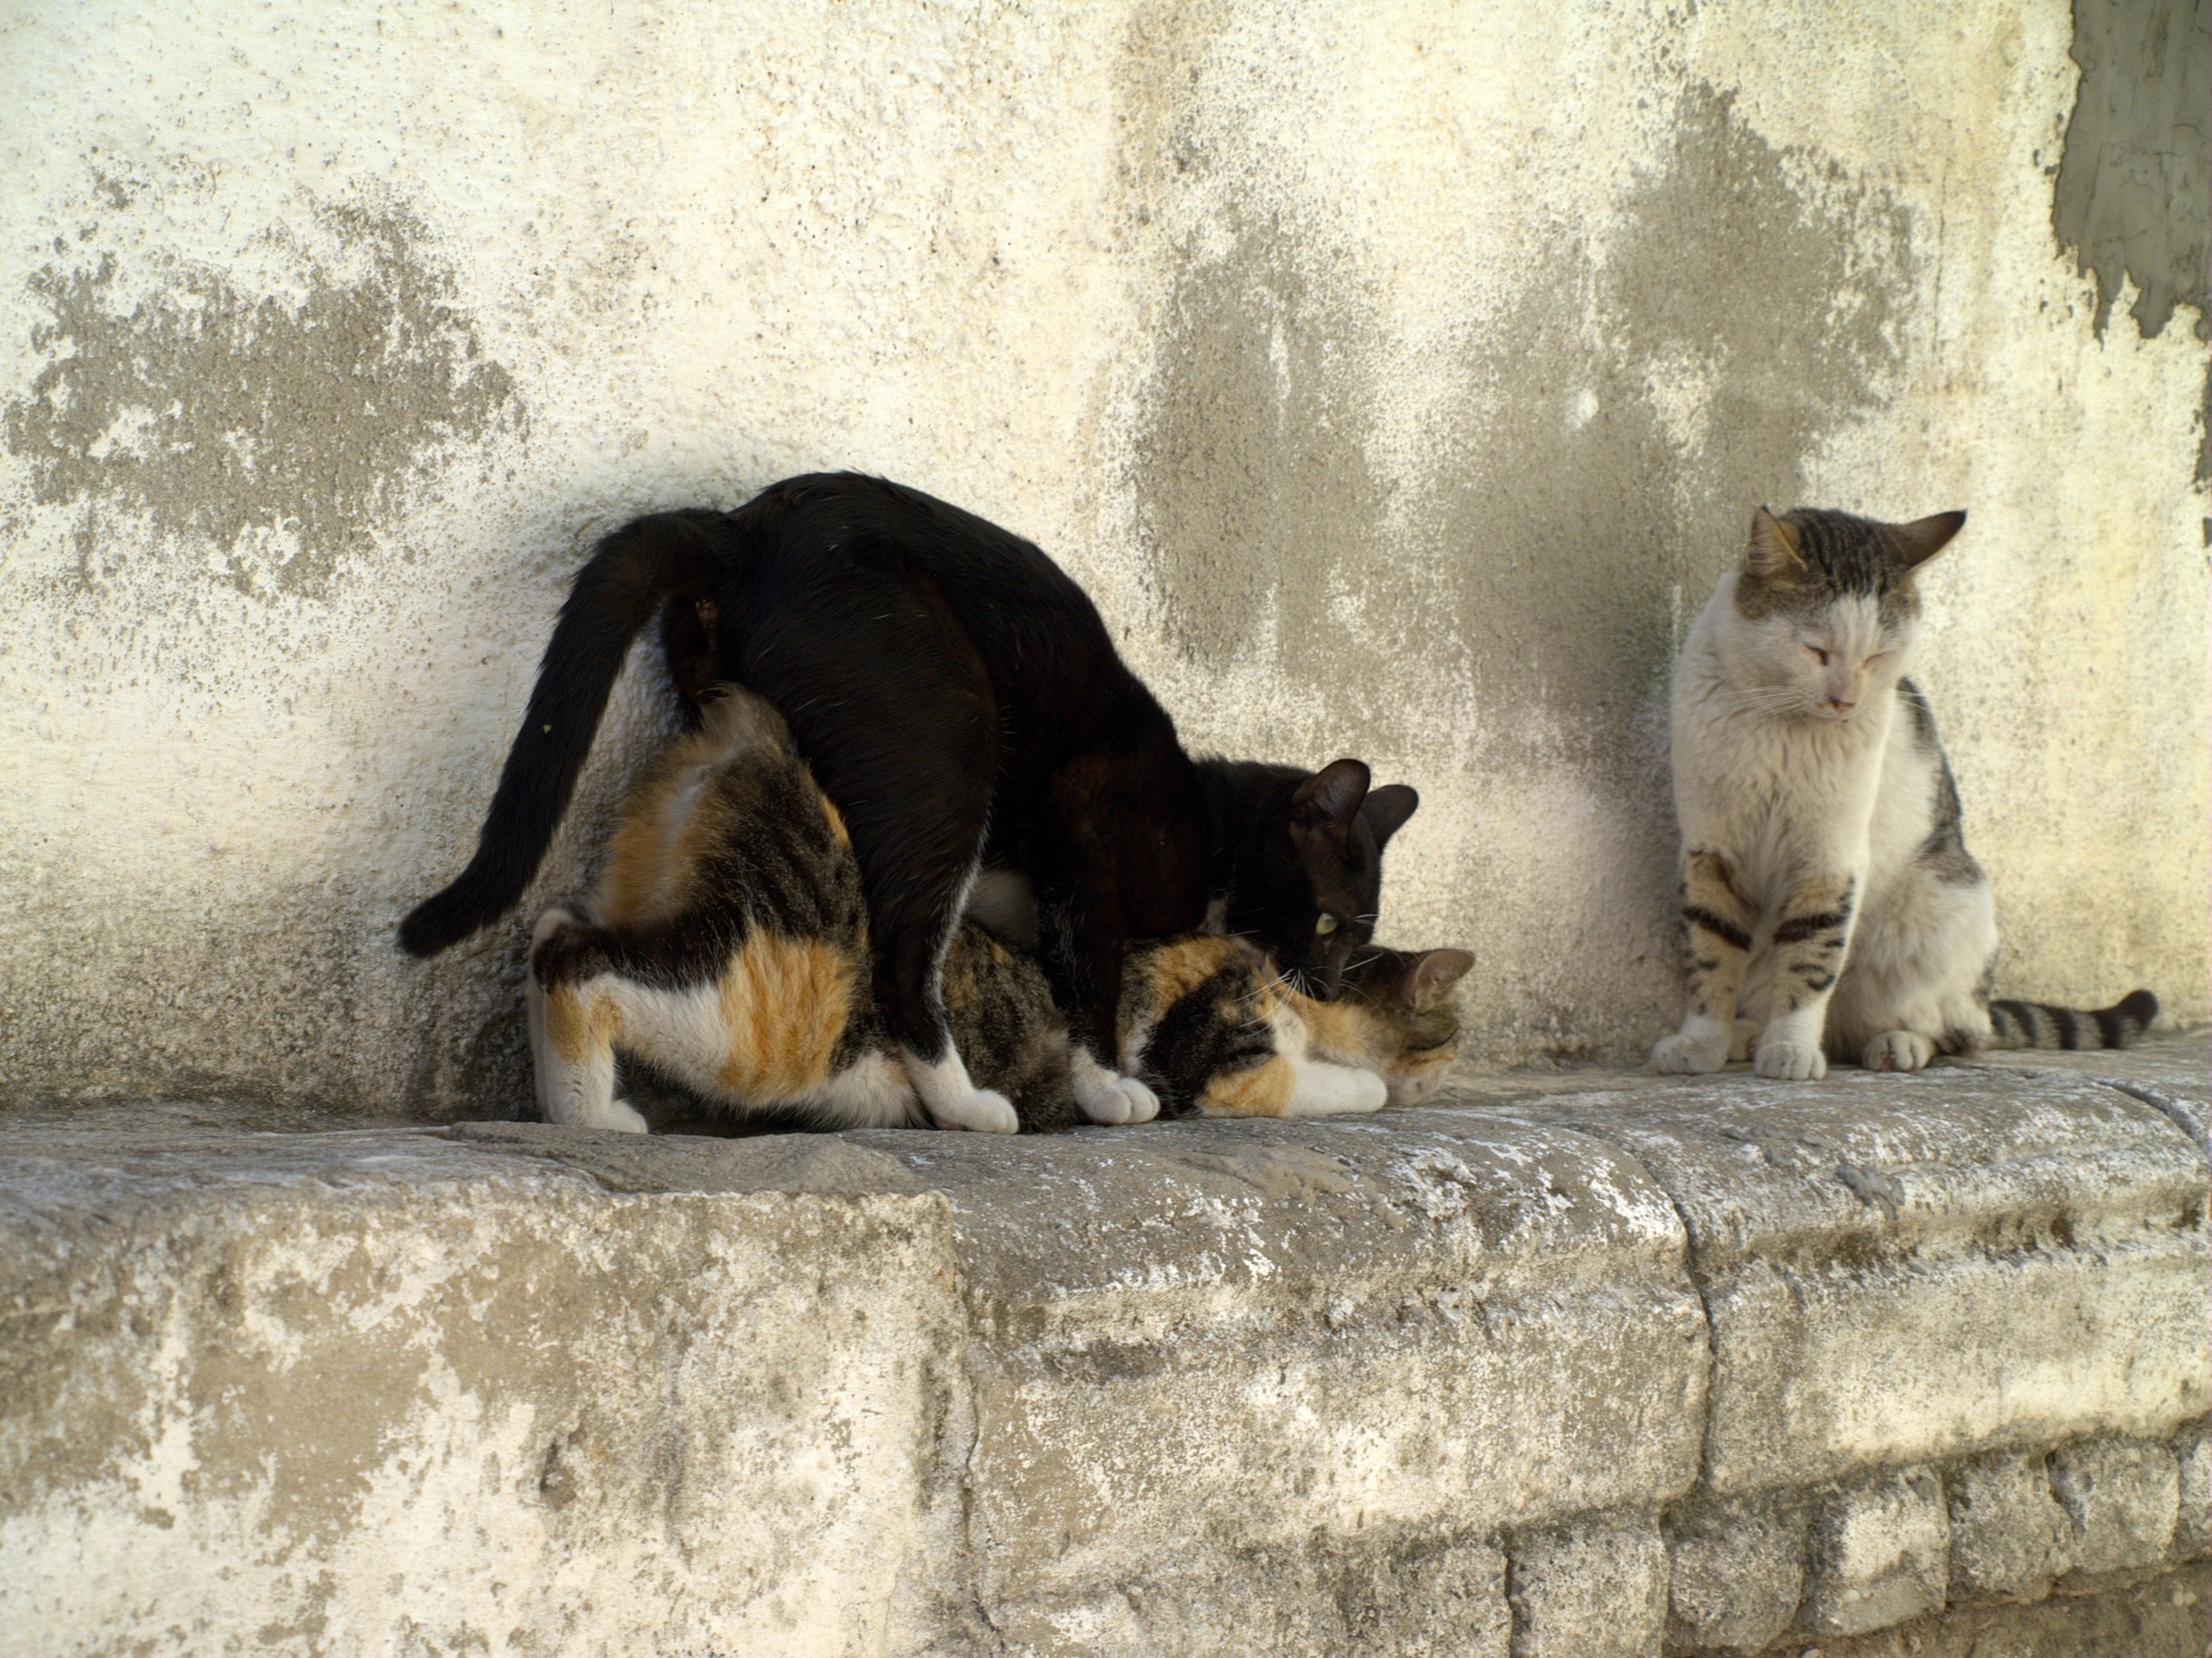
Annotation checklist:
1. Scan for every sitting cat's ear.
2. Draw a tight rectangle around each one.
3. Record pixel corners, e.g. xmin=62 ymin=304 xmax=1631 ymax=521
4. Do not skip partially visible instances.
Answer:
xmin=1745 ymin=506 xmax=1806 ymax=581
xmin=1358 ymin=784 xmax=1420 ymax=849
xmin=1292 ymin=759 xmax=1372 ymax=835
xmin=1891 ymin=510 xmax=1967 ymax=571
xmin=1407 ymin=949 xmax=1476 ymax=1009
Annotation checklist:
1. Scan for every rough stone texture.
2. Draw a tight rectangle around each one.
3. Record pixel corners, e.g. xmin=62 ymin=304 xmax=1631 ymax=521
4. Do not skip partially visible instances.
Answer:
xmin=4 ymin=1038 xmax=2205 ymax=1656
xmin=0 ymin=3 xmax=2204 ymax=1116
xmin=0 ymin=1128 xmax=976 ymax=1655
xmin=1800 ymin=1470 xmax=1954 ymax=1636
xmin=900 ymin=1111 xmax=1709 ymax=1647
xmin=1948 ymin=1450 xmax=2075 ymax=1603
xmin=1485 ymin=1055 xmax=2212 ymax=1496
xmin=2176 ymin=1422 xmax=2211 ymax=1562
xmin=1972 ymin=1039 xmax=2212 ymax=1153
xmin=1808 ymin=1563 xmax=2210 ymax=1657
xmin=1665 ymin=1496 xmax=1808 ymax=1654
xmin=1508 ymin=1516 xmax=1669 ymax=1658
xmin=2049 ymin=1435 xmax=2183 ymax=1584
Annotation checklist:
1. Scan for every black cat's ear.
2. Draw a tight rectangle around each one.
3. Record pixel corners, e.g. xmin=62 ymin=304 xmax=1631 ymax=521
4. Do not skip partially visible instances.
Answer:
xmin=1407 ymin=949 xmax=1475 ymax=1009
xmin=1745 ymin=507 xmax=1806 ymax=581
xmin=1292 ymin=759 xmax=1370 ymax=832
xmin=1891 ymin=510 xmax=1966 ymax=571
xmin=1358 ymin=784 xmax=1420 ymax=849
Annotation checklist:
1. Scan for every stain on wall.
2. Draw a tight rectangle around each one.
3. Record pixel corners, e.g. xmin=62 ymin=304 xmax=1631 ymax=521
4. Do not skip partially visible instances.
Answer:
xmin=2055 ymin=0 xmax=2210 ymax=341
xmin=0 ymin=2 xmax=2201 ymax=1114
xmin=1118 ymin=79 xmax=1917 ymax=1062
xmin=3 ymin=199 xmax=521 ymax=597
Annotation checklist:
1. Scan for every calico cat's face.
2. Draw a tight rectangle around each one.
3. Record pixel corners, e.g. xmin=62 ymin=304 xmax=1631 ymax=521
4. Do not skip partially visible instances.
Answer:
xmin=1234 ymin=759 xmax=1420 ymax=999
xmin=1336 ymin=946 xmax=1474 ymax=1104
xmin=1726 ymin=506 xmax=1966 ymax=722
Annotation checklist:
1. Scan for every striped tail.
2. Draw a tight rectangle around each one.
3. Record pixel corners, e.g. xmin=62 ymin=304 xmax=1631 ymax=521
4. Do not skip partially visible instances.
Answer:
xmin=1986 ymin=988 xmax=2158 ymax=1051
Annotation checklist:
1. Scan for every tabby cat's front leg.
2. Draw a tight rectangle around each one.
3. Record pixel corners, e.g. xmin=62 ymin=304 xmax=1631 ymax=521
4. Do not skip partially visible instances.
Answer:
xmin=1651 ymin=848 xmax=1758 ymax=1074
xmin=1751 ymin=870 xmax=1859 ymax=1081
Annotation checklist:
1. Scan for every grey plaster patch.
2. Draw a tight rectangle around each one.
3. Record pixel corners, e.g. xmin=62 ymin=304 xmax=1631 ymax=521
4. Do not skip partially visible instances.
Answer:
xmin=3 ymin=198 xmax=521 ymax=596
xmin=1424 ymin=81 xmax=1910 ymax=1065
xmin=2054 ymin=0 xmax=2209 ymax=342
xmin=1118 ymin=79 xmax=1918 ymax=1069
xmin=1126 ymin=205 xmax=1389 ymax=672
xmin=1419 ymin=81 xmax=1916 ymax=759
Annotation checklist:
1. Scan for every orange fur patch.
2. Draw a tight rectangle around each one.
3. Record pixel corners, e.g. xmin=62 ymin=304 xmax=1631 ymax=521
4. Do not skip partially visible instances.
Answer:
xmin=544 ymin=981 xmax=623 ymax=1066
xmin=1300 ymin=995 xmax=1377 ymax=1065
xmin=1198 ymin=1054 xmax=1296 ymax=1117
xmin=821 ymin=794 xmax=851 ymax=848
xmin=715 ymin=934 xmax=857 ymax=1097
xmin=1133 ymin=936 xmax=1249 ymax=1024
xmin=595 ymin=737 xmax=728 ymax=924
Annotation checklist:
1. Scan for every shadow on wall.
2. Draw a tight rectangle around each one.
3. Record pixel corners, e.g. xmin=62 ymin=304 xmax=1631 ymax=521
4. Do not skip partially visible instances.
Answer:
xmin=1122 ymin=81 xmax=1917 ymax=1058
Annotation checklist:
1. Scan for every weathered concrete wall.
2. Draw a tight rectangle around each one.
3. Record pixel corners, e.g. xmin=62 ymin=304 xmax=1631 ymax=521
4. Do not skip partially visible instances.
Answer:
xmin=3 ymin=1039 xmax=2207 ymax=1655
xmin=1 ymin=2 xmax=2204 ymax=1112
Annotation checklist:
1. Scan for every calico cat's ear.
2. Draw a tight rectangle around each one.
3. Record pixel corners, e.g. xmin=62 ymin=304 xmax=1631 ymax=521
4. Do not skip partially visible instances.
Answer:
xmin=1745 ymin=507 xmax=1806 ymax=581
xmin=1890 ymin=510 xmax=1967 ymax=571
xmin=1358 ymin=784 xmax=1420 ymax=849
xmin=1405 ymin=949 xmax=1475 ymax=1009
xmin=1292 ymin=759 xmax=1371 ymax=835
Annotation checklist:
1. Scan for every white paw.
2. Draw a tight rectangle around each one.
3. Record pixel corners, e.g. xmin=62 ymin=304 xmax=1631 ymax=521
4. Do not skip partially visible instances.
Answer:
xmin=1346 ymin=1070 xmax=1390 ymax=1114
xmin=531 ymin=906 xmax=579 ymax=950
xmin=1073 ymin=1058 xmax=1160 ymax=1126
xmin=926 ymin=1086 xmax=1020 ymax=1134
xmin=558 ymin=1096 xmax=649 ymax=1134
xmin=1754 ymin=1041 xmax=1828 ymax=1082
xmin=1652 ymin=1032 xmax=1727 ymax=1074
xmin=1112 ymin=1075 xmax=1160 ymax=1124
xmin=1864 ymin=1030 xmax=1936 ymax=1072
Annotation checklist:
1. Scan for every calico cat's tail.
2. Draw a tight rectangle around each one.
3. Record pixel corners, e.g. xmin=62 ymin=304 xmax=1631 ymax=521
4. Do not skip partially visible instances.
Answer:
xmin=1986 ymin=988 xmax=2158 ymax=1051
xmin=398 ymin=511 xmax=728 ymax=956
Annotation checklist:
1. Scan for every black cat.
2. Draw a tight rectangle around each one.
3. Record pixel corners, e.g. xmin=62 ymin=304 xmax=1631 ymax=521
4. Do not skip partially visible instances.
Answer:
xmin=400 ymin=473 xmax=1417 ymax=1132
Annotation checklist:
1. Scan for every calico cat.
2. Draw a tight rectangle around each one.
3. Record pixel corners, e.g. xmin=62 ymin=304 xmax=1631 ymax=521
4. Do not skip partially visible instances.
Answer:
xmin=1651 ymin=506 xmax=2157 ymax=1080
xmin=530 ymin=687 xmax=1465 ymax=1131
xmin=1123 ymin=936 xmax=1474 ymax=1118
xmin=405 ymin=473 xmax=1419 ymax=1137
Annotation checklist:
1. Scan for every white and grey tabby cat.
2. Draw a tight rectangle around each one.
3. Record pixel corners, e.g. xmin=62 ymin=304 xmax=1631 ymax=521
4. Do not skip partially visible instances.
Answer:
xmin=1652 ymin=506 xmax=2156 ymax=1080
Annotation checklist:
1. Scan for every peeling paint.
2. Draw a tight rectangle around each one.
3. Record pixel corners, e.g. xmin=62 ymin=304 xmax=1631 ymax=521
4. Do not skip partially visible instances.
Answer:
xmin=0 ymin=1 xmax=2201 ymax=1112
xmin=2054 ymin=0 xmax=2209 ymax=341
xmin=3 ymin=200 xmax=521 ymax=597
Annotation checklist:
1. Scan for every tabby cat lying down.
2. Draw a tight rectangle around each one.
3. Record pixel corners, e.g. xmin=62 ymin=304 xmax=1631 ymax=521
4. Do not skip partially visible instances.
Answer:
xmin=527 ymin=688 xmax=1471 ymax=1132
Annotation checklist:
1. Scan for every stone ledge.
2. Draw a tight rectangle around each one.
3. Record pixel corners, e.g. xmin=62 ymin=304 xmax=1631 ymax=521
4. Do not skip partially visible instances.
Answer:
xmin=1 ymin=1035 xmax=2204 ymax=1657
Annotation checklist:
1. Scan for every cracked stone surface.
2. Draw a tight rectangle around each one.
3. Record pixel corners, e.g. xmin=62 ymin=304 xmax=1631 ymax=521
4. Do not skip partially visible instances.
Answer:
xmin=1 ymin=1035 xmax=2204 ymax=1655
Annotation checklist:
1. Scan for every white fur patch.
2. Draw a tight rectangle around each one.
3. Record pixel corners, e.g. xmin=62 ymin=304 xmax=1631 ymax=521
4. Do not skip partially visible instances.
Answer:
xmin=1657 ymin=571 xmax=1998 ymax=1075
xmin=1281 ymin=1057 xmax=1389 ymax=1117
xmin=1071 ymin=1049 xmax=1160 ymax=1125
xmin=902 ymin=1043 xmax=1019 ymax=1134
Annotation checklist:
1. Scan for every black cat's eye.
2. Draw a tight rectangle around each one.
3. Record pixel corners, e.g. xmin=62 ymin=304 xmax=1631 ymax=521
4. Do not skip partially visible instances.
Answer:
xmin=1315 ymin=914 xmax=1339 ymax=935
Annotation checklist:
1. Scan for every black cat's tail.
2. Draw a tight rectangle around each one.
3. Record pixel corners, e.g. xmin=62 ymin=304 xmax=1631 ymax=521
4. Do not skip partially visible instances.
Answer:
xmin=397 ymin=511 xmax=729 ymax=956
xmin=1986 ymin=988 xmax=2159 ymax=1051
